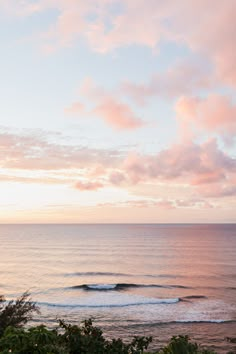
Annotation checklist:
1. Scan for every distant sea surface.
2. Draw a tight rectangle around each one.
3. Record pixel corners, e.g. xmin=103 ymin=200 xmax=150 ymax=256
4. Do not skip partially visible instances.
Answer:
xmin=1 ymin=224 xmax=236 ymax=353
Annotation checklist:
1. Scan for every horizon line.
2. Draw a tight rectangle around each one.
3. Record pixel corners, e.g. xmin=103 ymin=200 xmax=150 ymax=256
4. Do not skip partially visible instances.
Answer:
xmin=0 ymin=222 xmax=235 ymax=225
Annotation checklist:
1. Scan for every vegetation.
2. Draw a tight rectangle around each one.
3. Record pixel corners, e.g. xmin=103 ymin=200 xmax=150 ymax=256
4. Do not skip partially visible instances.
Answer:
xmin=0 ymin=293 xmax=235 ymax=354
xmin=0 ymin=292 xmax=39 ymax=337
xmin=0 ymin=322 xmax=216 ymax=354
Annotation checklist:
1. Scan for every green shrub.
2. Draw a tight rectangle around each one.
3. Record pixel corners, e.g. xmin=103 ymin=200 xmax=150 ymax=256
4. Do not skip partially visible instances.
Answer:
xmin=0 ymin=319 xmax=152 ymax=354
xmin=0 ymin=325 xmax=66 ymax=354
xmin=158 ymin=335 xmax=216 ymax=354
xmin=59 ymin=318 xmax=152 ymax=354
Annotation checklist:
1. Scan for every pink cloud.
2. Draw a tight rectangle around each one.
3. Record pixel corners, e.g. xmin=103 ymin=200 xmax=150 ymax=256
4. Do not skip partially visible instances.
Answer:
xmin=109 ymin=171 xmax=126 ymax=185
xmin=122 ymin=58 xmax=214 ymax=104
xmin=120 ymin=138 xmax=236 ymax=201
xmin=196 ymin=184 xmax=236 ymax=198
xmin=0 ymin=0 xmax=43 ymax=17
xmin=93 ymin=98 xmax=143 ymax=130
xmin=123 ymin=139 xmax=236 ymax=187
xmin=74 ymin=180 xmax=103 ymax=191
xmin=1 ymin=129 xmax=236 ymax=201
xmin=4 ymin=1 xmax=163 ymax=52
xmin=172 ymin=0 xmax=236 ymax=86
xmin=66 ymin=78 xmax=145 ymax=130
xmin=88 ymin=165 xmax=106 ymax=178
xmin=0 ymin=173 xmax=65 ymax=185
xmin=4 ymin=1 xmax=235 ymax=86
xmin=97 ymin=199 xmax=175 ymax=209
xmin=176 ymin=94 xmax=236 ymax=141
xmin=155 ymin=200 xmax=175 ymax=209
xmin=0 ymin=130 xmax=121 ymax=171
xmin=97 ymin=198 xmax=215 ymax=209
xmin=191 ymin=171 xmax=225 ymax=185
xmin=79 ymin=77 xmax=106 ymax=100
xmin=175 ymin=198 xmax=215 ymax=209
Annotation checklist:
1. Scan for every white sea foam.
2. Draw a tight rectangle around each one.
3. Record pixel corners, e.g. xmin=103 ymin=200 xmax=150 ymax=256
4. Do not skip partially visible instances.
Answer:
xmin=86 ymin=284 xmax=117 ymax=290
xmin=37 ymin=292 xmax=179 ymax=308
xmin=176 ymin=319 xmax=230 ymax=323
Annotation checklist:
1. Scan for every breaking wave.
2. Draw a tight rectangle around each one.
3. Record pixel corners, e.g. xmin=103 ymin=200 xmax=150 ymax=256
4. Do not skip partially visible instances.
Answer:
xmin=180 ymin=295 xmax=208 ymax=301
xmin=37 ymin=298 xmax=180 ymax=308
xmin=69 ymin=283 xmax=191 ymax=291
xmin=37 ymin=295 xmax=179 ymax=309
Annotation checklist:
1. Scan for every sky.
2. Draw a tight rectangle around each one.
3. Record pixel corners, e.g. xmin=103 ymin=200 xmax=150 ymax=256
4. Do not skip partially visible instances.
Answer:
xmin=0 ymin=0 xmax=236 ymax=223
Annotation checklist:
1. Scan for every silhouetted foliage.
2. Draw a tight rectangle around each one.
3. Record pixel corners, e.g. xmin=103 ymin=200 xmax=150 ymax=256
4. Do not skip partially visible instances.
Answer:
xmin=0 ymin=325 xmax=66 ymax=354
xmin=59 ymin=318 xmax=152 ymax=354
xmin=158 ymin=335 xmax=216 ymax=354
xmin=0 ymin=319 xmax=221 ymax=354
xmin=0 ymin=291 xmax=39 ymax=337
xmin=0 ymin=319 xmax=152 ymax=354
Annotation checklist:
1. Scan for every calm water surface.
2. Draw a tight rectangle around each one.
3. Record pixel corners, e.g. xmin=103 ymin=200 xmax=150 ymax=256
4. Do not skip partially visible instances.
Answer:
xmin=0 ymin=224 xmax=236 ymax=352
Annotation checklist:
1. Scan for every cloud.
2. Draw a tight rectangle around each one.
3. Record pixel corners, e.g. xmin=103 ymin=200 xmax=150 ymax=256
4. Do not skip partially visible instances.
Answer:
xmin=1 ymin=129 xmax=236 ymax=201
xmin=97 ymin=199 xmax=175 ymax=209
xmin=74 ymin=180 xmax=104 ymax=191
xmin=0 ymin=173 xmax=65 ymax=185
xmin=4 ymin=1 xmax=235 ymax=86
xmin=109 ymin=170 xmax=126 ymax=185
xmin=0 ymin=130 xmax=121 ymax=171
xmin=196 ymin=184 xmax=236 ymax=199
xmin=123 ymin=139 xmax=236 ymax=187
xmin=175 ymin=198 xmax=215 ymax=209
xmin=97 ymin=197 xmax=215 ymax=209
xmin=93 ymin=97 xmax=143 ymax=130
xmin=0 ymin=0 xmax=43 ymax=17
xmin=66 ymin=78 xmax=145 ymax=130
xmin=176 ymin=94 xmax=236 ymax=142
xmin=122 ymin=58 xmax=214 ymax=104
xmin=190 ymin=171 xmax=225 ymax=185
xmin=170 ymin=0 xmax=236 ymax=86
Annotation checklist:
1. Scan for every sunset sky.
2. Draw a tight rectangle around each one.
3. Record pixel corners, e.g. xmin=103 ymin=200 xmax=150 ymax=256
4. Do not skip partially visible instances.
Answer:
xmin=0 ymin=0 xmax=236 ymax=223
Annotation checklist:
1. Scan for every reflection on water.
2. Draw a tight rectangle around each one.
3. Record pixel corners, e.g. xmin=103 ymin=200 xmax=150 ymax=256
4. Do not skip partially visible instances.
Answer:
xmin=1 ymin=224 xmax=236 ymax=353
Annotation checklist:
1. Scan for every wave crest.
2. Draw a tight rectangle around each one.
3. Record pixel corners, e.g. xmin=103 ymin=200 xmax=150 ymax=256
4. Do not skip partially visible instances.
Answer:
xmin=70 ymin=283 xmax=191 ymax=291
xmin=37 ymin=295 xmax=179 ymax=309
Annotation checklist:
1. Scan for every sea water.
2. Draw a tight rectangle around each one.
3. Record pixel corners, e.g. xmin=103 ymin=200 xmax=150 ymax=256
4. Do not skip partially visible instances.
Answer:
xmin=0 ymin=224 xmax=235 ymax=352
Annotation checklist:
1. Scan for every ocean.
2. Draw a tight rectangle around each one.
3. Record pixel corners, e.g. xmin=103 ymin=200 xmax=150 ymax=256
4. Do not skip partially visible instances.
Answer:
xmin=0 ymin=224 xmax=235 ymax=353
